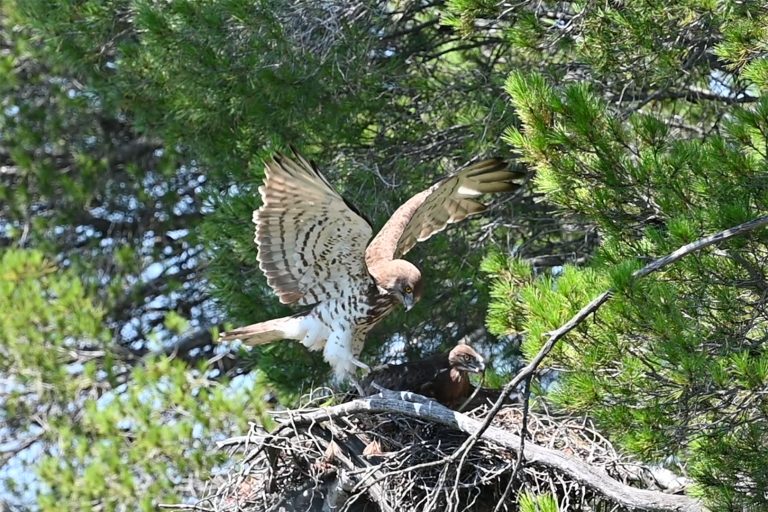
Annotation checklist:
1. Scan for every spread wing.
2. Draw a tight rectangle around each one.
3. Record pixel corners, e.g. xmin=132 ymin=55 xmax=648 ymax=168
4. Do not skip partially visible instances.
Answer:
xmin=255 ymin=151 xmax=373 ymax=305
xmin=365 ymin=159 xmax=527 ymax=264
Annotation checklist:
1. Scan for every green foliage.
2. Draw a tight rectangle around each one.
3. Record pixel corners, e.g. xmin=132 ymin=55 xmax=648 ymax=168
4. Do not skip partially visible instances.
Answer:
xmin=518 ymin=492 xmax=559 ymax=512
xmin=0 ymin=250 xmax=106 ymax=416
xmin=0 ymin=6 xmax=204 ymax=356
xmin=481 ymin=250 xmax=534 ymax=337
xmin=442 ymin=0 xmax=499 ymax=34
xmin=6 ymin=0 xmax=768 ymax=509
xmin=0 ymin=249 xmax=268 ymax=510
xmin=38 ymin=358 xmax=263 ymax=512
xmin=482 ymin=5 xmax=768 ymax=505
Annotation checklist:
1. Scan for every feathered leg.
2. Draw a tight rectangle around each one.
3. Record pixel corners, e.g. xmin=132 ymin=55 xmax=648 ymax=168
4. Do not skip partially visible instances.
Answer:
xmin=324 ymin=330 xmax=370 ymax=381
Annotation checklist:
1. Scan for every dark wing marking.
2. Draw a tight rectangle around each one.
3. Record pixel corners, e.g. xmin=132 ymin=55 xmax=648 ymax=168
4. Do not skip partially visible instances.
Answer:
xmin=363 ymin=353 xmax=448 ymax=394
xmin=365 ymin=159 xmax=527 ymax=264
xmin=255 ymin=150 xmax=373 ymax=305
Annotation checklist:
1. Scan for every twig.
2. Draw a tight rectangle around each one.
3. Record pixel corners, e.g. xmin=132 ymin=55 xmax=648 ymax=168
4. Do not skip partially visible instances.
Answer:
xmin=157 ymin=503 xmax=214 ymax=512
xmin=310 ymin=425 xmax=397 ymax=512
xmin=457 ymin=371 xmax=485 ymax=413
xmin=282 ymin=396 xmax=704 ymax=512
xmin=493 ymin=376 xmax=532 ymax=512
xmin=469 ymin=214 xmax=768 ymax=468
xmin=0 ymin=433 xmax=42 ymax=469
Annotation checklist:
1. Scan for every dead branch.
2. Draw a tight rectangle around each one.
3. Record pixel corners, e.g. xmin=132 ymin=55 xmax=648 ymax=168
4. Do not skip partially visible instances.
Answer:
xmin=186 ymin=218 xmax=767 ymax=512
xmin=388 ymin=214 xmax=765 ymax=510
xmin=465 ymin=214 xmax=768 ymax=475
xmin=280 ymin=392 xmax=705 ymax=512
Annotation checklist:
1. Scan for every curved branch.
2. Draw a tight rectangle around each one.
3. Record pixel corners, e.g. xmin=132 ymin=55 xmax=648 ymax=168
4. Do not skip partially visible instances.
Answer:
xmin=477 ymin=214 xmax=768 ymax=449
xmin=408 ymin=214 xmax=767 ymax=505
xmin=283 ymin=394 xmax=705 ymax=512
xmin=224 ymin=216 xmax=767 ymax=512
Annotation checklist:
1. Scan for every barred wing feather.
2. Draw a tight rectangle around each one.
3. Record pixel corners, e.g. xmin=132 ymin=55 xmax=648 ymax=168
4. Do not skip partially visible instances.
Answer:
xmin=365 ymin=159 xmax=527 ymax=264
xmin=256 ymin=151 xmax=373 ymax=305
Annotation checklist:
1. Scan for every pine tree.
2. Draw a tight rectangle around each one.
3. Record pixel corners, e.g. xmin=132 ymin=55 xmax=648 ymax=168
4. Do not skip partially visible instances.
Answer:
xmin=3 ymin=0 xmax=767 ymax=509
xmin=471 ymin=2 xmax=768 ymax=508
xmin=2 ymin=1 xmax=544 ymax=508
xmin=0 ymin=249 xmax=271 ymax=510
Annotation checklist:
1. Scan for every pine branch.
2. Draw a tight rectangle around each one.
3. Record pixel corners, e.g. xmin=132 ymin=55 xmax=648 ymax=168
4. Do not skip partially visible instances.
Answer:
xmin=474 ymin=215 xmax=768 ymax=452
xmin=292 ymin=216 xmax=767 ymax=511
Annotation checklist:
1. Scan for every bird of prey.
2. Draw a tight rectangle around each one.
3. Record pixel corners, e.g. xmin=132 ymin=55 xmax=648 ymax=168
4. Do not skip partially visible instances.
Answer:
xmin=363 ymin=344 xmax=486 ymax=409
xmin=220 ymin=150 xmax=525 ymax=378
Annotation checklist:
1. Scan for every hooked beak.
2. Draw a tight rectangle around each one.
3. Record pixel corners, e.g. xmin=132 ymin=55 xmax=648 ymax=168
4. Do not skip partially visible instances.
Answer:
xmin=402 ymin=293 xmax=415 ymax=312
xmin=460 ymin=358 xmax=486 ymax=374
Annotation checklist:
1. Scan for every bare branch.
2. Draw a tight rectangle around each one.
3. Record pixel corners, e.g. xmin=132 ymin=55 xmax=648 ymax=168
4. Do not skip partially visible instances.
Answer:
xmin=478 ymin=214 xmax=768 ymax=448
xmin=493 ymin=376 xmax=532 ymax=512
xmin=311 ymin=424 xmax=397 ymax=512
xmin=0 ymin=434 xmax=43 ymax=470
xmin=628 ymin=87 xmax=759 ymax=106
xmin=634 ymin=215 xmax=768 ymax=278
xmin=161 ymin=329 xmax=214 ymax=358
xmin=281 ymin=394 xmax=706 ymax=512
xmin=158 ymin=503 xmax=215 ymax=512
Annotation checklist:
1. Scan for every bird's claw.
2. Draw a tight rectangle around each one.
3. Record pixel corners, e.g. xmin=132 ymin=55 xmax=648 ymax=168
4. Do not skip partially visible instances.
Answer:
xmin=350 ymin=376 xmax=367 ymax=397
xmin=350 ymin=357 xmax=371 ymax=374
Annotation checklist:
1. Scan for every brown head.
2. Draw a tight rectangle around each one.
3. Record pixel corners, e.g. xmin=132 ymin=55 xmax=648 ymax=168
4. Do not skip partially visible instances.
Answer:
xmin=370 ymin=259 xmax=423 ymax=311
xmin=448 ymin=344 xmax=486 ymax=374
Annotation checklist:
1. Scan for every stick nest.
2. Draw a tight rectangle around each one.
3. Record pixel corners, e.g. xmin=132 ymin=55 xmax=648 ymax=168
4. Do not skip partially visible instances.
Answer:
xmin=189 ymin=389 xmax=687 ymax=512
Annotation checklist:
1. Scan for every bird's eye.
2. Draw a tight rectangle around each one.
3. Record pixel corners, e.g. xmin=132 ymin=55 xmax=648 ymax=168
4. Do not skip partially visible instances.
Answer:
xmin=404 ymin=285 xmax=413 ymax=294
